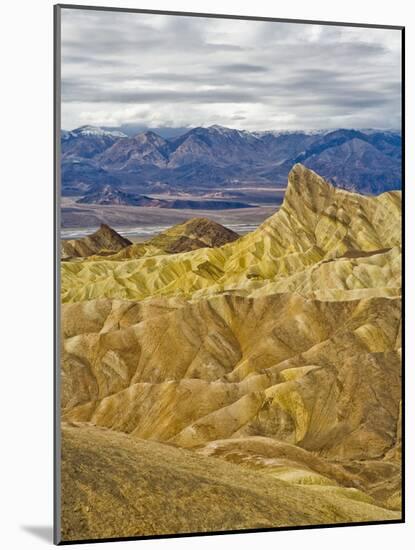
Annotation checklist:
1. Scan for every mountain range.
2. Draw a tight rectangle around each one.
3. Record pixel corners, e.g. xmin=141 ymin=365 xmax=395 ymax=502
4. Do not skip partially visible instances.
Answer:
xmin=61 ymin=125 xmax=401 ymax=201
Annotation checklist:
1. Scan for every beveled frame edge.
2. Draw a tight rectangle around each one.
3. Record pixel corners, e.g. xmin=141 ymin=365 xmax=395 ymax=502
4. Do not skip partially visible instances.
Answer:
xmin=54 ymin=4 xmax=62 ymax=545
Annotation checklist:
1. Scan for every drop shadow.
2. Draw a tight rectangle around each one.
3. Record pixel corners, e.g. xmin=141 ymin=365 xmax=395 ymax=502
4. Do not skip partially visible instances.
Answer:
xmin=21 ymin=525 xmax=53 ymax=543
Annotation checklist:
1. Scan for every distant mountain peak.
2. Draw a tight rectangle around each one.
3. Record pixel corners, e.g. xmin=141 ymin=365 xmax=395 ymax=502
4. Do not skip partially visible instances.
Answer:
xmin=208 ymin=124 xmax=232 ymax=132
xmin=76 ymin=185 xmax=148 ymax=206
xmin=71 ymin=125 xmax=128 ymax=138
xmin=134 ymin=130 xmax=167 ymax=144
xmin=206 ymin=124 xmax=252 ymax=138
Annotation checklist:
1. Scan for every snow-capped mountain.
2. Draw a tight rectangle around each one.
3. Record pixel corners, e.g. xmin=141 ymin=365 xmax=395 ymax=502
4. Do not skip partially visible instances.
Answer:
xmin=67 ymin=125 xmax=128 ymax=138
xmin=61 ymin=126 xmax=128 ymax=161
xmin=60 ymin=124 xmax=402 ymax=196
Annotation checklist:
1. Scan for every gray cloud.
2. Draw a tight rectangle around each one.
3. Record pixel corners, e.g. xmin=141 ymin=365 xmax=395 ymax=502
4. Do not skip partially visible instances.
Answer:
xmin=60 ymin=8 xmax=402 ymax=131
xmin=62 ymin=80 xmax=258 ymax=104
xmin=217 ymin=63 xmax=269 ymax=73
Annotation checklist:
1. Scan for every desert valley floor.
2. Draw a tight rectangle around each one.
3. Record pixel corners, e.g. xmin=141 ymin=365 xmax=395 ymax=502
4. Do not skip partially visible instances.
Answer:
xmin=59 ymin=164 xmax=402 ymax=541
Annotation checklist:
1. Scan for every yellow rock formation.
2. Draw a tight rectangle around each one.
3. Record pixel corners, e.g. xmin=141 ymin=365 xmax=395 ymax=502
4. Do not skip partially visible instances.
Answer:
xmin=61 ymin=165 xmax=401 ymax=303
xmin=59 ymin=165 xmax=402 ymax=541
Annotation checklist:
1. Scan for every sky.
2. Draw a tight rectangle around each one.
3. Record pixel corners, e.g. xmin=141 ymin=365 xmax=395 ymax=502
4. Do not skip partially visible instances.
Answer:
xmin=60 ymin=8 xmax=402 ymax=132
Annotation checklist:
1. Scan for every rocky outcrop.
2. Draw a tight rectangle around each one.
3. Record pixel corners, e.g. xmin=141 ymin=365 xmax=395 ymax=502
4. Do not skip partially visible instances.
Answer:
xmin=61 ymin=224 xmax=131 ymax=259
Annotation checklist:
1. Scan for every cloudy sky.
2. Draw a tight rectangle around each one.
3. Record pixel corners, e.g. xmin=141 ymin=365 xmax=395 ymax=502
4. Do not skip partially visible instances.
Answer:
xmin=60 ymin=8 xmax=402 ymax=132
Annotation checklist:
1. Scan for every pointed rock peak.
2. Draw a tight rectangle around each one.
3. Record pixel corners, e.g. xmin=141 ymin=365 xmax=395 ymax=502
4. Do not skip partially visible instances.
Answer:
xmin=99 ymin=223 xmax=112 ymax=230
xmin=77 ymin=124 xmax=102 ymax=131
xmin=94 ymin=224 xmax=132 ymax=245
xmin=208 ymin=124 xmax=238 ymax=135
xmin=283 ymin=163 xmax=335 ymax=214
xmin=61 ymin=223 xmax=132 ymax=258
xmin=97 ymin=223 xmax=119 ymax=235
xmin=167 ymin=217 xmax=226 ymax=233
xmin=288 ymin=163 xmax=333 ymax=191
xmin=209 ymin=124 xmax=228 ymax=130
xmin=162 ymin=217 xmax=239 ymax=248
xmin=135 ymin=130 xmax=165 ymax=143
xmin=182 ymin=217 xmax=220 ymax=227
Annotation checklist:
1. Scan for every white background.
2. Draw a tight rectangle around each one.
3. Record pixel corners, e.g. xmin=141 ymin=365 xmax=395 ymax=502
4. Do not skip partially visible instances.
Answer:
xmin=0 ymin=0 xmax=412 ymax=548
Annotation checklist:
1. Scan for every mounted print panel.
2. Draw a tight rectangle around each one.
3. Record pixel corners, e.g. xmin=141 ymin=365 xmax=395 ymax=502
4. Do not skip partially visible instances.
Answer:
xmin=54 ymin=5 xmax=404 ymax=544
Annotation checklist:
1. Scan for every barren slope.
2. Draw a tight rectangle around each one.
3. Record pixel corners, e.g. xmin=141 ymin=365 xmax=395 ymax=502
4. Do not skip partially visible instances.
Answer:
xmin=61 ymin=423 xmax=399 ymax=542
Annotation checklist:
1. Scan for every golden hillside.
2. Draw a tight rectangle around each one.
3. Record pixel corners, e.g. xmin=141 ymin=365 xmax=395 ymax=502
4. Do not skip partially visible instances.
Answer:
xmin=62 ymin=293 xmax=401 ymax=510
xmin=62 ymin=423 xmax=399 ymax=542
xmin=59 ymin=165 xmax=402 ymax=541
